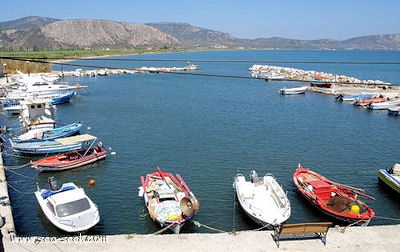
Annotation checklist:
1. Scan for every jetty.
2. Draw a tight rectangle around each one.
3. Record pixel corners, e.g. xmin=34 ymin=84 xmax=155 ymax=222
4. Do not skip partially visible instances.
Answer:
xmin=249 ymin=64 xmax=391 ymax=86
xmin=0 ymin=150 xmax=16 ymax=239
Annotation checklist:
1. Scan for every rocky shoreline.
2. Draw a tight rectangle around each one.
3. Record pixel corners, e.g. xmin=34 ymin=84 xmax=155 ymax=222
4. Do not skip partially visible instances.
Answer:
xmin=249 ymin=64 xmax=400 ymax=98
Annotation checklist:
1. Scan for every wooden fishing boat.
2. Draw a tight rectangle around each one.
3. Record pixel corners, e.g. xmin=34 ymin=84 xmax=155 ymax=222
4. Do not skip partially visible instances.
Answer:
xmin=138 ymin=167 xmax=200 ymax=234
xmin=9 ymin=134 xmax=95 ymax=155
xmin=13 ymin=122 xmax=82 ymax=142
xmin=353 ymin=97 xmax=387 ymax=107
xmin=310 ymin=82 xmax=332 ymax=88
xmin=35 ymin=177 xmax=100 ymax=233
xmin=279 ymin=86 xmax=308 ymax=95
xmin=31 ymin=144 xmax=107 ymax=172
xmin=378 ymin=164 xmax=400 ymax=194
xmin=233 ymin=170 xmax=291 ymax=227
xmin=293 ymin=164 xmax=375 ymax=226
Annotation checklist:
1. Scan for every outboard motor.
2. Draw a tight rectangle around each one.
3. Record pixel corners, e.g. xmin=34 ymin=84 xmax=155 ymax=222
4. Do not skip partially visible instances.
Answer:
xmin=47 ymin=177 xmax=59 ymax=191
xmin=250 ymin=170 xmax=259 ymax=183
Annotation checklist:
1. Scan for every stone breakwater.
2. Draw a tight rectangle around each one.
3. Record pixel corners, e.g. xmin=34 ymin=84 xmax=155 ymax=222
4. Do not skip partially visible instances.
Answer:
xmin=249 ymin=64 xmax=391 ymax=85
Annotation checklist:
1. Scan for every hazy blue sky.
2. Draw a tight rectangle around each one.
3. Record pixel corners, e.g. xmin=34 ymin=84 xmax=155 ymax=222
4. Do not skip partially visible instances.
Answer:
xmin=1 ymin=0 xmax=399 ymax=40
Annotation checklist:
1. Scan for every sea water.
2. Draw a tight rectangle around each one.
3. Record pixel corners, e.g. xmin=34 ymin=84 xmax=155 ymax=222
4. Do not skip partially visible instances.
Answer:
xmin=2 ymin=50 xmax=400 ymax=236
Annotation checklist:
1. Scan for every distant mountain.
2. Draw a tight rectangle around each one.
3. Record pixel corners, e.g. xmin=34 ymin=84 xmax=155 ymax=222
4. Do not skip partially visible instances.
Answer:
xmin=146 ymin=22 xmax=240 ymax=47
xmin=340 ymin=34 xmax=400 ymax=50
xmin=0 ymin=16 xmax=59 ymax=30
xmin=0 ymin=17 xmax=399 ymax=51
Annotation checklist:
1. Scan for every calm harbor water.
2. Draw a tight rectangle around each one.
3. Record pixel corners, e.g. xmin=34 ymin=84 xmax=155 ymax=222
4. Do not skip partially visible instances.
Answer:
xmin=1 ymin=50 xmax=400 ymax=236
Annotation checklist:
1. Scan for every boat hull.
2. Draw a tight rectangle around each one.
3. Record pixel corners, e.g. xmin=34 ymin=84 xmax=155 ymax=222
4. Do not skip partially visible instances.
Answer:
xmin=293 ymin=164 xmax=375 ymax=226
xmin=35 ymin=182 xmax=100 ymax=233
xmin=233 ymin=172 xmax=291 ymax=227
xmin=378 ymin=169 xmax=400 ymax=194
xmin=13 ymin=123 xmax=82 ymax=142
xmin=10 ymin=140 xmax=82 ymax=155
xmin=280 ymin=86 xmax=307 ymax=95
xmin=31 ymin=147 xmax=107 ymax=172
xmin=138 ymin=167 xmax=200 ymax=234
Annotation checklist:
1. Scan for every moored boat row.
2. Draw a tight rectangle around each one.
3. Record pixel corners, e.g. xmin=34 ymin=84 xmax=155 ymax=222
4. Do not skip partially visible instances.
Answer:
xmin=1 ymin=70 xmax=110 ymax=234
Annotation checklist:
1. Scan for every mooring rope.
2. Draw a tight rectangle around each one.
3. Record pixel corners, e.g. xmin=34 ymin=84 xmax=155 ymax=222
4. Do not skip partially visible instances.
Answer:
xmin=150 ymin=222 xmax=175 ymax=235
xmin=373 ymin=215 xmax=400 ymax=222
xmin=193 ymin=221 xmax=227 ymax=233
xmin=7 ymin=183 xmax=36 ymax=195
xmin=4 ymin=162 xmax=31 ymax=170
xmin=5 ymin=168 xmax=32 ymax=179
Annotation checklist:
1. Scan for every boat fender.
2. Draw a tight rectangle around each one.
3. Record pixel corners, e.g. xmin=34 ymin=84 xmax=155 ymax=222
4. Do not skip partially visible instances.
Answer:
xmin=350 ymin=204 xmax=360 ymax=215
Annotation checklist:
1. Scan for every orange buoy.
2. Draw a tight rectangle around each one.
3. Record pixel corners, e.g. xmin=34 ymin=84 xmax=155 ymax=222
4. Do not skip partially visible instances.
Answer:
xmin=89 ymin=179 xmax=95 ymax=186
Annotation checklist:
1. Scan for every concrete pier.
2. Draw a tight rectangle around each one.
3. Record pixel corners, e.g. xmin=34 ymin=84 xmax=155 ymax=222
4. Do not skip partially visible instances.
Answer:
xmin=2 ymin=224 xmax=399 ymax=251
xmin=0 ymin=151 xmax=15 ymax=238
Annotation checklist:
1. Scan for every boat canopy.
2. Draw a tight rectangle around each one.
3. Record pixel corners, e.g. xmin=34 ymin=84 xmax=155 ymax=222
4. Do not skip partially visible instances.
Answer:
xmin=55 ymin=134 xmax=97 ymax=145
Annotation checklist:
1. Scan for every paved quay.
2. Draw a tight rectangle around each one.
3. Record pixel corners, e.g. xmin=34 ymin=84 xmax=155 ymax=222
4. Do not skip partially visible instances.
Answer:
xmin=2 ymin=224 xmax=400 ymax=252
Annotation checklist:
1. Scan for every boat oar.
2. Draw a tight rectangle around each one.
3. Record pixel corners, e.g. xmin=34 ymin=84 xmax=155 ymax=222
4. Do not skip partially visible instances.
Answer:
xmin=326 ymin=179 xmax=375 ymax=200
xmin=329 ymin=180 xmax=365 ymax=192
xmin=176 ymin=174 xmax=190 ymax=192
xmin=157 ymin=167 xmax=171 ymax=189
xmin=352 ymin=190 xmax=376 ymax=200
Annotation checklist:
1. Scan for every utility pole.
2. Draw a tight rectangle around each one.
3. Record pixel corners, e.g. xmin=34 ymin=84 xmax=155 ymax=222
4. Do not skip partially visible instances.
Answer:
xmin=3 ymin=63 xmax=8 ymax=83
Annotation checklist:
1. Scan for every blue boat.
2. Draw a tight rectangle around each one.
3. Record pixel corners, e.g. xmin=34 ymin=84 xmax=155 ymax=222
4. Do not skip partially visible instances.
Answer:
xmin=9 ymin=134 xmax=96 ymax=155
xmin=336 ymin=93 xmax=374 ymax=102
xmin=51 ymin=91 xmax=76 ymax=105
xmin=13 ymin=123 xmax=82 ymax=142
xmin=2 ymin=91 xmax=76 ymax=115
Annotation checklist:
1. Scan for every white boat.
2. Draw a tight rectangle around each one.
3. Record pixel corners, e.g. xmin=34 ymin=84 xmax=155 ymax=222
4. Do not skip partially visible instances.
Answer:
xmin=2 ymin=100 xmax=23 ymax=115
xmin=367 ymin=98 xmax=400 ymax=110
xmin=35 ymin=177 xmax=100 ymax=233
xmin=2 ymin=91 xmax=76 ymax=115
xmin=19 ymin=98 xmax=55 ymax=130
xmin=233 ymin=170 xmax=291 ymax=227
xmin=279 ymin=86 xmax=308 ymax=95
xmin=4 ymin=71 xmax=85 ymax=100
xmin=378 ymin=164 xmax=400 ymax=194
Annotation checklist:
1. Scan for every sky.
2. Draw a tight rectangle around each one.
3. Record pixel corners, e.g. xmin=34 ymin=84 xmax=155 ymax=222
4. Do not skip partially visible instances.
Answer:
xmin=1 ymin=0 xmax=399 ymax=40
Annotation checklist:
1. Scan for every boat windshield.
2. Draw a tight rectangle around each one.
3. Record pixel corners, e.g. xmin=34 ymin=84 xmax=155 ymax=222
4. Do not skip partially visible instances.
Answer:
xmin=55 ymin=198 xmax=91 ymax=217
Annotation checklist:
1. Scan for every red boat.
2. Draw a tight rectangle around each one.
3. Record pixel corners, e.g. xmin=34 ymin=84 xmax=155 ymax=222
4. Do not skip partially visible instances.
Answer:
xmin=293 ymin=164 xmax=375 ymax=226
xmin=31 ymin=146 xmax=107 ymax=172
xmin=310 ymin=82 xmax=332 ymax=88
xmin=353 ymin=97 xmax=387 ymax=107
